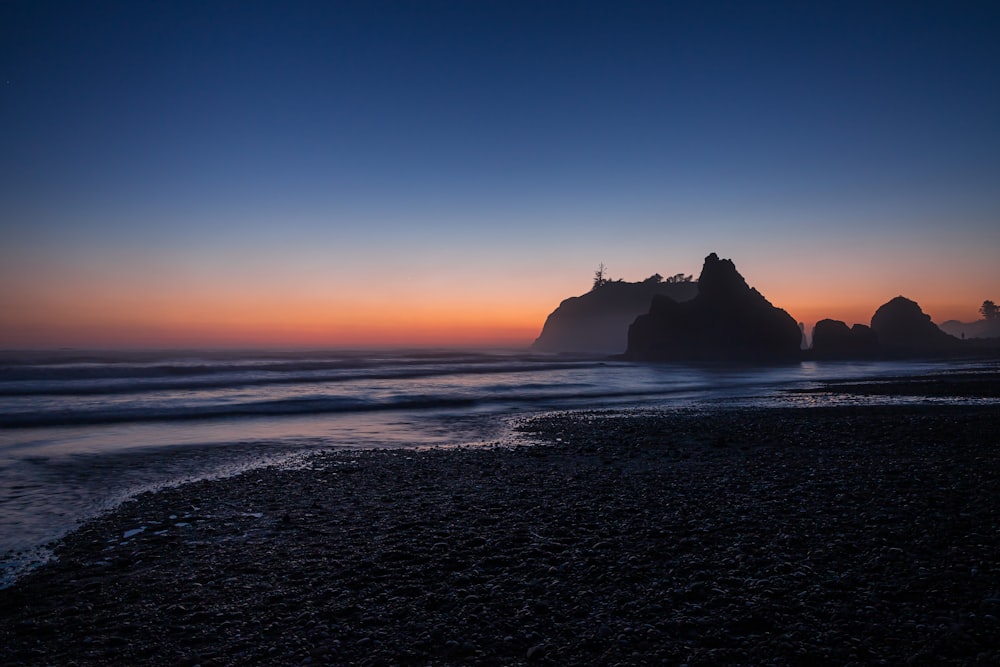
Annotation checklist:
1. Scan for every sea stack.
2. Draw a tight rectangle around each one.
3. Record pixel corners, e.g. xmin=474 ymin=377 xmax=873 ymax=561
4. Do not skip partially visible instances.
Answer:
xmin=870 ymin=296 xmax=960 ymax=354
xmin=811 ymin=319 xmax=880 ymax=359
xmin=625 ymin=253 xmax=802 ymax=362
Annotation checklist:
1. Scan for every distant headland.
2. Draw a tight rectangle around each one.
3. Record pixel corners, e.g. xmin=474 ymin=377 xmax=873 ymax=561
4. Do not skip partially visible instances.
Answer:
xmin=534 ymin=253 xmax=1000 ymax=361
xmin=532 ymin=270 xmax=697 ymax=354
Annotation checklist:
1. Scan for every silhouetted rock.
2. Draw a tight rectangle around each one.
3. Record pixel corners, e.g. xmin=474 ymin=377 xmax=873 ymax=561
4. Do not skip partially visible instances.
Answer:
xmin=625 ymin=253 xmax=802 ymax=362
xmin=870 ymin=296 xmax=960 ymax=354
xmin=533 ymin=278 xmax=696 ymax=354
xmin=811 ymin=319 xmax=880 ymax=359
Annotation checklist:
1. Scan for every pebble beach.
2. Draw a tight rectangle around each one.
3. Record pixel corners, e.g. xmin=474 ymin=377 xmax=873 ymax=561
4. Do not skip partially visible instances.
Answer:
xmin=2 ymin=379 xmax=999 ymax=665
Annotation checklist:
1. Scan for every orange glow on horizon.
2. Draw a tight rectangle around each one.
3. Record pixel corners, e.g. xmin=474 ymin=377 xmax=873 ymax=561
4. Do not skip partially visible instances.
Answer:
xmin=0 ymin=292 xmax=551 ymax=349
xmin=1 ymin=252 xmax=989 ymax=349
xmin=0 ymin=320 xmax=544 ymax=349
xmin=2 ymin=295 xmax=981 ymax=350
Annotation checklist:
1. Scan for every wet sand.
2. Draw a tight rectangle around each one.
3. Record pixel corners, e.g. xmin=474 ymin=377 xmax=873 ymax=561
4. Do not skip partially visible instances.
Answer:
xmin=2 ymin=393 xmax=999 ymax=664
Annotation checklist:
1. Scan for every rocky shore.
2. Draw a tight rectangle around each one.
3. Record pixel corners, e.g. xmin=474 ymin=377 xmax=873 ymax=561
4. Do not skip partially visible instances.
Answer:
xmin=2 ymin=399 xmax=999 ymax=665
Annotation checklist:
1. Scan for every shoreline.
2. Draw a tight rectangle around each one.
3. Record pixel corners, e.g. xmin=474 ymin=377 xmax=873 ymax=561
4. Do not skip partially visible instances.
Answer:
xmin=2 ymin=398 xmax=999 ymax=664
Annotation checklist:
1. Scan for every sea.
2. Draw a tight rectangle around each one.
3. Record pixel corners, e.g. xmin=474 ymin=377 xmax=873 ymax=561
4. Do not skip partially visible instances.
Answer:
xmin=1 ymin=347 xmax=995 ymax=587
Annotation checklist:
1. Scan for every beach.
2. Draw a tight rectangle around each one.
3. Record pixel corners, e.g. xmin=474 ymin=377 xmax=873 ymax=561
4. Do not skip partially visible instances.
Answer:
xmin=7 ymin=2 xmax=1000 ymax=663
xmin=2 ymin=384 xmax=999 ymax=665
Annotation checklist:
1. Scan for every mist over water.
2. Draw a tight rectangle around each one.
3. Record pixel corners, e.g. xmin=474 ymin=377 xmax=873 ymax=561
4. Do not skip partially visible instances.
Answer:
xmin=1 ymin=348 xmax=994 ymax=586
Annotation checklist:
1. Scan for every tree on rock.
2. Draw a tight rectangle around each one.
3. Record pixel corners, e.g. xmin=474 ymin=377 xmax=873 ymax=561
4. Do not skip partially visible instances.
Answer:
xmin=981 ymin=300 xmax=999 ymax=320
xmin=592 ymin=263 xmax=609 ymax=291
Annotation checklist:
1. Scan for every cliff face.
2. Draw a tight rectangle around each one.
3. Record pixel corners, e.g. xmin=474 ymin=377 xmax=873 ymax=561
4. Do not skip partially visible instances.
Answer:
xmin=625 ymin=253 xmax=802 ymax=362
xmin=532 ymin=279 xmax=697 ymax=354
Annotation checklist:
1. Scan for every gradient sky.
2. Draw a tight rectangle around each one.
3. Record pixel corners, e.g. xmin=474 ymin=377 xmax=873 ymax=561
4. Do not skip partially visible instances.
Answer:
xmin=2 ymin=1 xmax=999 ymax=348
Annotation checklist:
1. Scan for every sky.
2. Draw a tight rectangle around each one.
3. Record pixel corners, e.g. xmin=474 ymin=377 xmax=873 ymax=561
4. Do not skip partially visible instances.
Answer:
xmin=2 ymin=0 xmax=999 ymax=348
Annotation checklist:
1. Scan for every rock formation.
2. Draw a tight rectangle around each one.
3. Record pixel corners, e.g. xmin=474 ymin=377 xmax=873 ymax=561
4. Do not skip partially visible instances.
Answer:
xmin=532 ymin=278 xmax=696 ymax=354
xmin=625 ymin=253 xmax=803 ymax=362
xmin=870 ymin=296 xmax=960 ymax=354
xmin=811 ymin=319 xmax=880 ymax=359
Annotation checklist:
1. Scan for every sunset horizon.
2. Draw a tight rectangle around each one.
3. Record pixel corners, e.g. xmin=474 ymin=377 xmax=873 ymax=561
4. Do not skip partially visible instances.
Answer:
xmin=3 ymin=2 xmax=998 ymax=349
xmin=3 ymin=3 xmax=1000 ymax=657
xmin=0 ymin=253 xmax=990 ymax=351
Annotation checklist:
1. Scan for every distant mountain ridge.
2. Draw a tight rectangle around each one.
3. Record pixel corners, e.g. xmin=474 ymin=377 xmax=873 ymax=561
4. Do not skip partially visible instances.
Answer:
xmin=939 ymin=318 xmax=1000 ymax=341
xmin=532 ymin=278 xmax=697 ymax=354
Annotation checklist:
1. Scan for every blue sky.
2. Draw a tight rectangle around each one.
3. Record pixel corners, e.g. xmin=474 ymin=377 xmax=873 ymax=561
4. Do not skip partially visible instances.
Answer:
xmin=2 ymin=1 xmax=999 ymax=346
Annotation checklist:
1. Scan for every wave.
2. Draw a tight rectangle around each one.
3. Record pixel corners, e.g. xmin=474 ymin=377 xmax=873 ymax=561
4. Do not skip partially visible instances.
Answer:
xmin=0 ymin=357 xmax=504 ymax=382
xmin=0 ymin=396 xmax=473 ymax=428
xmin=0 ymin=352 xmax=601 ymax=386
xmin=0 ymin=361 xmax=607 ymax=397
xmin=0 ymin=385 xmax=698 ymax=429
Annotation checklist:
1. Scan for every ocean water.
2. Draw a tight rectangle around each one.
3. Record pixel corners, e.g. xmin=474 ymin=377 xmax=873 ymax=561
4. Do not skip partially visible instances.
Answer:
xmin=0 ymin=348 xmax=992 ymax=586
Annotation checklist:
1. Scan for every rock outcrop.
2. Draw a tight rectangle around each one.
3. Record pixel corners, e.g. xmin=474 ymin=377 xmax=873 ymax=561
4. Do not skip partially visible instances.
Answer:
xmin=870 ymin=296 xmax=960 ymax=354
xmin=625 ymin=253 xmax=802 ymax=362
xmin=533 ymin=279 xmax=696 ymax=354
xmin=811 ymin=319 xmax=880 ymax=359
